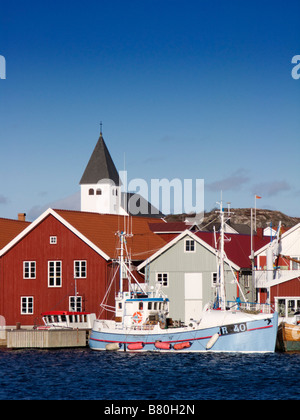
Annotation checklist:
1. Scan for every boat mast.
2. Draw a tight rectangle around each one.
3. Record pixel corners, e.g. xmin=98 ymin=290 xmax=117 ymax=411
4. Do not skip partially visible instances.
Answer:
xmin=119 ymin=231 xmax=125 ymax=295
xmin=215 ymin=200 xmax=227 ymax=310
xmin=219 ymin=202 xmax=227 ymax=310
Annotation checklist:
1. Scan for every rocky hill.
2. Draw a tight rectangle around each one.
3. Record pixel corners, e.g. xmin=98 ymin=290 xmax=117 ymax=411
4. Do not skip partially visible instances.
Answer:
xmin=166 ymin=208 xmax=300 ymax=230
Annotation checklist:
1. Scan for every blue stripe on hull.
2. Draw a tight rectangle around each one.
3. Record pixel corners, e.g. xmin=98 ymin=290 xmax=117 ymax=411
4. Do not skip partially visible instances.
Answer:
xmin=89 ymin=313 xmax=278 ymax=353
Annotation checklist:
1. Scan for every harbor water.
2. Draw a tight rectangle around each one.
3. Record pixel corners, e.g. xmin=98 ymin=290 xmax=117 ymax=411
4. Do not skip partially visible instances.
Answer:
xmin=0 ymin=348 xmax=299 ymax=400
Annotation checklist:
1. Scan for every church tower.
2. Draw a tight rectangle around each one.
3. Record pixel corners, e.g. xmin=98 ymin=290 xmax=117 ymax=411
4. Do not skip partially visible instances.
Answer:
xmin=79 ymin=128 xmax=127 ymax=215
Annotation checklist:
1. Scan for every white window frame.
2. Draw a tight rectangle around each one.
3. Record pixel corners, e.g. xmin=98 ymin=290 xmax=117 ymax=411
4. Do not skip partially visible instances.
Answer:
xmin=156 ymin=272 xmax=169 ymax=287
xmin=50 ymin=236 xmax=57 ymax=244
xmin=69 ymin=296 xmax=83 ymax=312
xmin=23 ymin=261 xmax=36 ymax=279
xmin=184 ymin=239 xmax=196 ymax=253
xmin=48 ymin=261 xmax=62 ymax=287
xmin=21 ymin=296 xmax=34 ymax=314
xmin=275 ymin=296 xmax=300 ymax=318
xmin=74 ymin=260 xmax=87 ymax=278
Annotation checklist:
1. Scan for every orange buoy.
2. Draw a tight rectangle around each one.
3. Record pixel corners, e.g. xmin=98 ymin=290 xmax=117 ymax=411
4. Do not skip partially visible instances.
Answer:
xmin=127 ymin=342 xmax=144 ymax=350
xmin=155 ymin=341 xmax=171 ymax=350
xmin=173 ymin=341 xmax=191 ymax=350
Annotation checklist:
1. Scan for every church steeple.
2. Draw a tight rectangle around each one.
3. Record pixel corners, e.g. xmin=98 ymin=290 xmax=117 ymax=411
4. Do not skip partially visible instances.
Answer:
xmin=79 ymin=127 xmax=126 ymax=215
xmin=80 ymin=126 xmax=121 ymax=186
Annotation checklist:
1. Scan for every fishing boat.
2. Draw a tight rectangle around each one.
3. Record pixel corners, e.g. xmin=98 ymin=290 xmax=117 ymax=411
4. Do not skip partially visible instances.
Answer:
xmin=89 ymin=203 xmax=278 ymax=353
xmin=277 ymin=313 xmax=300 ymax=352
xmin=37 ymin=311 xmax=96 ymax=330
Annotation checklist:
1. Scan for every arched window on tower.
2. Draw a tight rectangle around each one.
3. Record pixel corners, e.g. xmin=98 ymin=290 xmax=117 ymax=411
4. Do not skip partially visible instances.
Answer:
xmin=96 ymin=189 xmax=102 ymax=195
xmin=89 ymin=188 xmax=94 ymax=195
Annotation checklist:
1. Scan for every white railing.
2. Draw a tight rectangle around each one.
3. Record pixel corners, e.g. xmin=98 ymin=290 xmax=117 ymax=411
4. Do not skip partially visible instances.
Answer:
xmin=227 ymin=300 xmax=273 ymax=314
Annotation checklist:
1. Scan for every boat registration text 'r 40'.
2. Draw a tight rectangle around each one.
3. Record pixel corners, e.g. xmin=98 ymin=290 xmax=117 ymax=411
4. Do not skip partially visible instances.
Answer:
xmin=219 ymin=323 xmax=247 ymax=336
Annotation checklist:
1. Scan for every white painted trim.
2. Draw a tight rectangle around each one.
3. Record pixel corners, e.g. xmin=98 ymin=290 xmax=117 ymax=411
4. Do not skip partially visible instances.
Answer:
xmin=137 ymin=230 xmax=240 ymax=271
xmin=254 ymin=222 xmax=300 ymax=257
xmin=0 ymin=208 xmax=111 ymax=261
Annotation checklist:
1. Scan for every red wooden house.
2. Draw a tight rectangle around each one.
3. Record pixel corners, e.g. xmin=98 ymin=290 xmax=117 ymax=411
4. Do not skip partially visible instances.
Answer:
xmin=0 ymin=209 xmax=165 ymax=327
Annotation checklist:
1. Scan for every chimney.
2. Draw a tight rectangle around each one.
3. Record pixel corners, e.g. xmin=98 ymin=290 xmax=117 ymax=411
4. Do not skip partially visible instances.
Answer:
xmin=18 ymin=213 xmax=26 ymax=222
xmin=256 ymin=227 xmax=263 ymax=238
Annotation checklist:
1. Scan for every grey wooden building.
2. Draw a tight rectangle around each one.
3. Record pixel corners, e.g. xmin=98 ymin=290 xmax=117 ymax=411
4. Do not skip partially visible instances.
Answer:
xmin=138 ymin=230 xmax=240 ymax=324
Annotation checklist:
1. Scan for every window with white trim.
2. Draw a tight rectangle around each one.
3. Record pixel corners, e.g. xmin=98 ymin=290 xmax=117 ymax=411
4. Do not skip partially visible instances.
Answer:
xmin=50 ymin=236 xmax=57 ymax=244
xmin=23 ymin=261 xmax=36 ymax=279
xmin=21 ymin=297 xmax=34 ymax=314
xmin=185 ymin=239 xmax=195 ymax=253
xmin=69 ymin=296 xmax=82 ymax=312
xmin=157 ymin=272 xmax=169 ymax=287
xmin=276 ymin=297 xmax=300 ymax=318
xmin=48 ymin=261 xmax=62 ymax=287
xmin=74 ymin=261 xmax=87 ymax=278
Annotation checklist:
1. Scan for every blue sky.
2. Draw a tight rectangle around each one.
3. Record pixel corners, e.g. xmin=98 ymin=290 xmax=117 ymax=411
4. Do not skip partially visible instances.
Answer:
xmin=0 ymin=0 xmax=299 ymax=221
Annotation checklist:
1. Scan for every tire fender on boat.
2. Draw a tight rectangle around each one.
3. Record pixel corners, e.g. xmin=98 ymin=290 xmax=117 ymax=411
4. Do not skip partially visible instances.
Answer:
xmin=206 ymin=333 xmax=219 ymax=350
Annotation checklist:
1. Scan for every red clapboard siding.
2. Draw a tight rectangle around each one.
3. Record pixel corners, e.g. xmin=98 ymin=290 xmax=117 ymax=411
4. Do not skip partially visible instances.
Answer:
xmin=0 ymin=214 xmax=108 ymax=326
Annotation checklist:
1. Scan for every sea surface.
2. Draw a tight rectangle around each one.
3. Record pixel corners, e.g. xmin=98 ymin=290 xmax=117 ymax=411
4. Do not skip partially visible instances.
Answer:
xmin=0 ymin=348 xmax=299 ymax=400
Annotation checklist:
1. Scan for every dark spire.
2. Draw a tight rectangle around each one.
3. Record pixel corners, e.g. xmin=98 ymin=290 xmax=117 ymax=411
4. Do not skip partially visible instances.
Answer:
xmin=79 ymin=128 xmax=121 ymax=186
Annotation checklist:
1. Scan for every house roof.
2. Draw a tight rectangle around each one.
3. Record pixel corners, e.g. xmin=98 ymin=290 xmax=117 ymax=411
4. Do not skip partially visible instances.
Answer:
xmin=0 ymin=209 xmax=167 ymax=262
xmin=195 ymin=231 xmax=269 ymax=269
xmin=54 ymin=209 xmax=167 ymax=260
xmin=138 ymin=230 xmax=241 ymax=271
xmin=121 ymin=193 xmax=164 ymax=219
xmin=0 ymin=217 xmax=31 ymax=250
xmin=138 ymin=229 xmax=270 ymax=271
xmin=79 ymin=133 xmax=121 ymax=186
xmin=254 ymin=223 xmax=299 ymax=256
xmin=149 ymin=222 xmax=191 ymax=233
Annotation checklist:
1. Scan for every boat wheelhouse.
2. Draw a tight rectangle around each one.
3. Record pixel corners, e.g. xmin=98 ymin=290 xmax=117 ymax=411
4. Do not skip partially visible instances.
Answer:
xmin=38 ymin=311 xmax=96 ymax=330
xmin=115 ymin=292 xmax=170 ymax=329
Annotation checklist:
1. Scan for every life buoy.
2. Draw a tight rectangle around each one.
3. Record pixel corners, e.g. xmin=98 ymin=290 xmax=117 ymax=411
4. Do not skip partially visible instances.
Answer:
xmin=132 ymin=311 xmax=143 ymax=324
